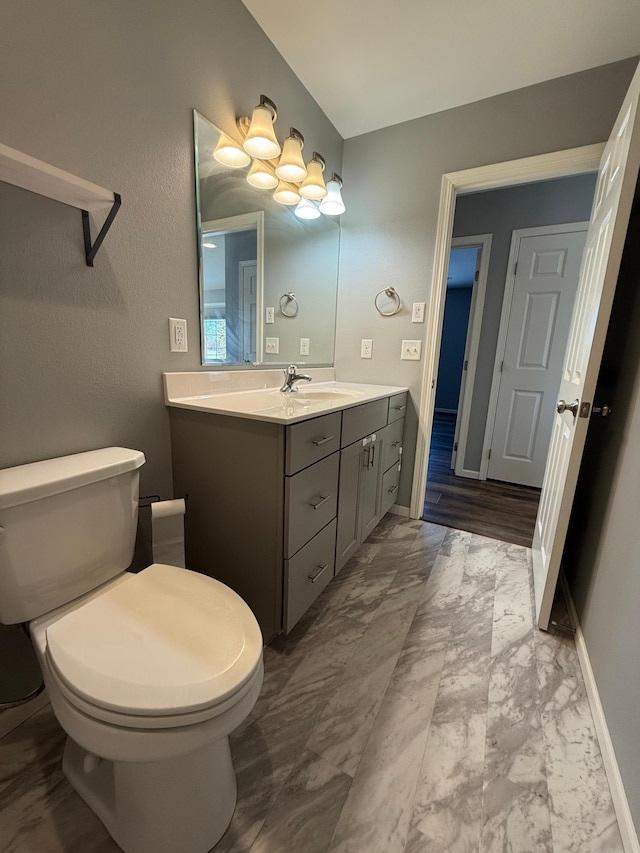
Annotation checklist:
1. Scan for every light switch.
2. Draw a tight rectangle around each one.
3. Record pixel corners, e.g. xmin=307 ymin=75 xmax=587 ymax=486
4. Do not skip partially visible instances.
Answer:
xmin=265 ymin=337 xmax=279 ymax=354
xmin=300 ymin=337 xmax=310 ymax=356
xmin=266 ymin=307 xmax=275 ymax=324
xmin=401 ymin=339 xmax=422 ymax=360
xmin=361 ymin=339 xmax=373 ymax=359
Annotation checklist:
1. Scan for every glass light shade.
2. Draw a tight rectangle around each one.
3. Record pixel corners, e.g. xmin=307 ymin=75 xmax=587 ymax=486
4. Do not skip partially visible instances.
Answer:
xmin=213 ymin=134 xmax=251 ymax=168
xmin=273 ymin=180 xmax=301 ymax=206
xmin=319 ymin=178 xmax=346 ymax=215
xmin=243 ymin=104 xmax=281 ymax=160
xmin=275 ymin=133 xmax=307 ymax=182
xmin=247 ymin=160 xmax=278 ymax=189
xmin=294 ymin=198 xmax=321 ymax=220
xmin=299 ymin=157 xmax=327 ymax=199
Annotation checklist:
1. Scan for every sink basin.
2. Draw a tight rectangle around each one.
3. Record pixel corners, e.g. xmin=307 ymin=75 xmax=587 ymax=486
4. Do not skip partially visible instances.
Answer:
xmin=296 ymin=387 xmax=363 ymax=401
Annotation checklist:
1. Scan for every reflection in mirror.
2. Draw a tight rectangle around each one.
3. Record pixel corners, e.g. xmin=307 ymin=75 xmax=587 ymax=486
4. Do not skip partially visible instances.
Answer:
xmin=201 ymin=212 xmax=262 ymax=365
xmin=194 ymin=111 xmax=340 ymax=367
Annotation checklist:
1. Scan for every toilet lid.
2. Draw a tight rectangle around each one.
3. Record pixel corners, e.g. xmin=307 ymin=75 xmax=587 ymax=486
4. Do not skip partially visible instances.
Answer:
xmin=45 ymin=564 xmax=263 ymax=716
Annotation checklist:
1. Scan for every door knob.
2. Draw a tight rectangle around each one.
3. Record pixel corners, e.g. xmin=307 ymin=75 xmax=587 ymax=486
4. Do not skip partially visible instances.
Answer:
xmin=592 ymin=404 xmax=612 ymax=417
xmin=557 ymin=399 xmax=580 ymax=417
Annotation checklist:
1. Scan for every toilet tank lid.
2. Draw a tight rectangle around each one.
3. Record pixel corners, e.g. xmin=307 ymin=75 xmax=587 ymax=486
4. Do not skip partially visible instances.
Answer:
xmin=0 ymin=447 xmax=145 ymax=510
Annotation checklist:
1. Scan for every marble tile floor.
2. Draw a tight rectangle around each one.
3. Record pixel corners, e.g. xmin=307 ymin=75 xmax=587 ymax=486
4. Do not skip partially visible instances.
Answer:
xmin=0 ymin=516 xmax=623 ymax=853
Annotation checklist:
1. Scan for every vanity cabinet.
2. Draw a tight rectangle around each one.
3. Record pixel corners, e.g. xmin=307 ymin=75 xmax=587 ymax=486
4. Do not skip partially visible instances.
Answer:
xmin=168 ymin=391 xmax=406 ymax=642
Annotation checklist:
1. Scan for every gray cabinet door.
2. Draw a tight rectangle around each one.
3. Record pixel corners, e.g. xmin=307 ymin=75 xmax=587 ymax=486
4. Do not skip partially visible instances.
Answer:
xmin=336 ymin=440 xmax=363 ymax=573
xmin=359 ymin=437 xmax=384 ymax=541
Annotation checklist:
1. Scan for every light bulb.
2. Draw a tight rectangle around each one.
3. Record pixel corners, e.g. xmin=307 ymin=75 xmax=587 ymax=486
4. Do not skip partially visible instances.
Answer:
xmin=213 ymin=133 xmax=251 ymax=168
xmin=247 ymin=160 xmax=278 ymax=189
xmin=319 ymin=173 xmax=345 ymax=215
xmin=276 ymin=128 xmax=307 ymax=183
xmin=273 ymin=180 xmax=301 ymax=206
xmin=299 ymin=153 xmax=327 ymax=199
xmin=294 ymin=198 xmax=321 ymax=220
xmin=242 ymin=96 xmax=281 ymax=160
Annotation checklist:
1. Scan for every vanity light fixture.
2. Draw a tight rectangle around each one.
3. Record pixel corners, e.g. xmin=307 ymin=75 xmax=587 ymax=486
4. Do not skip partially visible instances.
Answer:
xmin=294 ymin=198 xmax=321 ymax=220
xmin=240 ymin=95 xmax=281 ymax=160
xmin=319 ymin=173 xmax=346 ymax=215
xmin=275 ymin=128 xmax=307 ymax=183
xmin=212 ymin=133 xmax=251 ymax=168
xmin=299 ymin=152 xmax=327 ymax=199
xmin=202 ymin=241 xmax=217 ymax=248
xmin=247 ymin=159 xmax=279 ymax=189
xmin=273 ymin=179 xmax=301 ymax=206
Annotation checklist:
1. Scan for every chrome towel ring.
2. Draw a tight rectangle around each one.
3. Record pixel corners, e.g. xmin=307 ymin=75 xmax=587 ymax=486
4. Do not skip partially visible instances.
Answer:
xmin=280 ymin=292 xmax=299 ymax=317
xmin=374 ymin=286 xmax=402 ymax=316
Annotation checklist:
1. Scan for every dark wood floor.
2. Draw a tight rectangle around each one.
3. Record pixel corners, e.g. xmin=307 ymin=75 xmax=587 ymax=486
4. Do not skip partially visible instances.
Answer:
xmin=422 ymin=412 xmax=541 ymax=547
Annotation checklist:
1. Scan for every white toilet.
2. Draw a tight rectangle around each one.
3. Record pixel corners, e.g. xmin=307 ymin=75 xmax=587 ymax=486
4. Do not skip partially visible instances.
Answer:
xmin=0 ymin=447 xmax=264 ymax=853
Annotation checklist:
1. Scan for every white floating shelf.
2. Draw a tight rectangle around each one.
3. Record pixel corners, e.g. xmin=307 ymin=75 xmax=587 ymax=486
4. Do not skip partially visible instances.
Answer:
xmin=0 ymin=142 xmax=121 ymax=265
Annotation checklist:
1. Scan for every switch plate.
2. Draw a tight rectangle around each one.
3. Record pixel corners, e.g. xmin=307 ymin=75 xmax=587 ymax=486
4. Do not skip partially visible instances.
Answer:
xmin=169 ymin=318 xmax=188 ymax=352
xmin=265 ymin=307 xmax=275 ymax=324
xmin=265 ymin=337 xmax=279 ymax=354
xmin=300 ymin=337 xmax=310 ymax=356
xmin=411 ymin=302 xmax=426 ymax=323
xmin=361 ymin=339 xmax=373 ymax=359
xmin=401 ymin=339 xmax=422 ymax=360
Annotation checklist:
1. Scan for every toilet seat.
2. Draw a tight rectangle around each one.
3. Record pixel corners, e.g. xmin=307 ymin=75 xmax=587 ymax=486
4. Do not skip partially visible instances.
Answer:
xmin=45 ymin=563 xmax=263 ymax=721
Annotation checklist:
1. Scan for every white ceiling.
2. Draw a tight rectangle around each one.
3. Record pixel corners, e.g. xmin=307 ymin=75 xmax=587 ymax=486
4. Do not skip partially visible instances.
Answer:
xmin=241 ymin=0 xmax=640 ymax=138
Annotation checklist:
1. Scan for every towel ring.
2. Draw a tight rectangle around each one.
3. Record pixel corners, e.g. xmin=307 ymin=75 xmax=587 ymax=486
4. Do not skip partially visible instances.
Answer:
xmin=280 ymin=292 xmax=299 ymax=317
xmin=375 ymin=287 xmax=402 ymax=316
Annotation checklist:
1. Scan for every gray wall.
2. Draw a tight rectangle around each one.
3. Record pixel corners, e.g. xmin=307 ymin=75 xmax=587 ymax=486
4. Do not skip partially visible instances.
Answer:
xmin=563 ymin=205 xmax=640 ymax=833
xmin=434 ymin=286 xmax=472 ymax=412
xmin=453 ymin=174 xmax=597 ymax=471
xmin=0 ymin=0 xmax=342 ymax=498
xmin=335 ymin=58 xmax=637 ymax=507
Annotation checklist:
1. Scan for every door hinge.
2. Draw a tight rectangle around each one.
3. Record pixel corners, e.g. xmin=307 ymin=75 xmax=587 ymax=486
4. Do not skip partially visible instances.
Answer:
xmin=474 ymin=269 xmax=479 ymax=282
xmin=431 ymin=379 xmax=435 ymax=389
xmin=487 ymin=448 xmax=492 ymax=459
xmin=463 ymin=360 xmax=469 ymax=371
xmin=454 ymin=441 xmax=458 ymax=452
xmin=514 ymin=261 xmax=518 ymax=276
xmin=580 ymin=402 xmax=591 ymax=418
xmin=499 ymin=360 xmax=504 ymax=373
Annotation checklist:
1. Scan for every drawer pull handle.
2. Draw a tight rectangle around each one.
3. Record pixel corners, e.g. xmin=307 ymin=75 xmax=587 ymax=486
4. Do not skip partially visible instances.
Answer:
xmin=312 ymin=436 xmax=335 ymax=446
xmin=394 ymin=405 xmax=407 ymax=411
xmin=310 ymin=494 xmax=331 ymax=510
xmin=392 ymin=441 xmax=402 ymax=448
xmin=388 ymin=484 xmax=398 ymax=494
xmin=308 ymin=563 xmax=329 ymax=583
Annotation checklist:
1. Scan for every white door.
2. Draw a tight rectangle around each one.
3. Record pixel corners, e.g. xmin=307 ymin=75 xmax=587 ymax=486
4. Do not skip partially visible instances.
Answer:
xmin=487 ymin=226 xmax=588 ymax=488
xmin=239 ymin=260 xmax=257 ymax=363
xmin=533 ymin=63 xmax=640 ymax=629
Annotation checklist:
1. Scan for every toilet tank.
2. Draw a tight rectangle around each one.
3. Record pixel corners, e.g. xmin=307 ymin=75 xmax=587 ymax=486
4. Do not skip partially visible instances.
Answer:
xmin=0 ymin=448 xmax=145 ymax=624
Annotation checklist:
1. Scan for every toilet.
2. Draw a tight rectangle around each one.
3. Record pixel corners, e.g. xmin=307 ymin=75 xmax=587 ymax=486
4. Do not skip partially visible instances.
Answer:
xmin=0 ymin=447 xmax=264 ymax=853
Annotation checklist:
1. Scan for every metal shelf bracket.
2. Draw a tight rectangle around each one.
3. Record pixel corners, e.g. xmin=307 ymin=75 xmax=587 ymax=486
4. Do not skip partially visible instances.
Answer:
xmin=81 ymin=192 xmax=121 ymax=267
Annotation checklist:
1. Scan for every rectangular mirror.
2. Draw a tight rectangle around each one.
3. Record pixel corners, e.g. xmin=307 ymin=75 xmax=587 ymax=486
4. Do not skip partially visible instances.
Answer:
xmin=194 ymin=111 xmax=340 ymax=367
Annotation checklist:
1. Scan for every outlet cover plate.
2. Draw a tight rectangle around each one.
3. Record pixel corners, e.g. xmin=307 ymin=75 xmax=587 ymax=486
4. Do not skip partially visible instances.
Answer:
xmin=265 ymin=307 xmax=275 ymax=324
xmin=300 ymin=337 xmax=310 ymax=356
xmin=411 ymin=302 xmax=426 ymax=323
xmin=361 ymin=339 xmax=373 ymax=359
xmin=169 ymin=318 xmax=188 ymax=352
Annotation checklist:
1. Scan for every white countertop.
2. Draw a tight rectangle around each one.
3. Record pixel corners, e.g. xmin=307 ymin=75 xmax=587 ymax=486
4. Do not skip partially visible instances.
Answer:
xmin=164 ymin=372 xmax=408 ymax=424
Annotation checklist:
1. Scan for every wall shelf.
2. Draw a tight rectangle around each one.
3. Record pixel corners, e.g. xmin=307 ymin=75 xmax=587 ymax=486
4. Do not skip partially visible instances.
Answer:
xmin=0 ymin=142 xmax=121 ymax=266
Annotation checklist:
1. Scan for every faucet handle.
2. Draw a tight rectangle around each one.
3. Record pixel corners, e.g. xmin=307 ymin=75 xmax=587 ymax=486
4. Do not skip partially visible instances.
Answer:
xmin=285 ymin=364 xmax=297 ymax=375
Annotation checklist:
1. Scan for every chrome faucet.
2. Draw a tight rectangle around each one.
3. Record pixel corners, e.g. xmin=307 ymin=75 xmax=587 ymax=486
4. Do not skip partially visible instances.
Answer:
xmin=280 ymin=364 xmax=312 ymax=392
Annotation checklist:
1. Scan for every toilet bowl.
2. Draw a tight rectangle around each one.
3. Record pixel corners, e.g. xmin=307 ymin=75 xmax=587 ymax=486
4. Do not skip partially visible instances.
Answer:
xmin=0 ymin=449 xmax=265 ymax=853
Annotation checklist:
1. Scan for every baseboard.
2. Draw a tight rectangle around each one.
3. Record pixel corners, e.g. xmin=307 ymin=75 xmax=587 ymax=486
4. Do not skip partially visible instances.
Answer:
xmin=434 ymin=408 xmax=457 ymax=414
xmin=560 ymin=574 xmax=640 ymax=853
xmin=390 ymin=503 xmax=410 ymax=518
xmin=0 ymin=690 xmax=49 ymax=741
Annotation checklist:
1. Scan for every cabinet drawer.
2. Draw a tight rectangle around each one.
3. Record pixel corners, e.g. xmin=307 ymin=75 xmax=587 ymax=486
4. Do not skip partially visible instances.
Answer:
xmin=285 ymin=452 xmax=339 ymax=557
xmin=381 ymin=463 xmax=401 ymax=516
xmin=388 ymin=392 xmax=408 ymax=423
xmin=285 ymin=411 xmax=342 ymax=475
xmin=380 ymin=418 xmax=405 ymax=471
xmin=341 ymin=398 xmax=388 ymax=447
xmin=285 ymin=519 xmax=336 ymax=632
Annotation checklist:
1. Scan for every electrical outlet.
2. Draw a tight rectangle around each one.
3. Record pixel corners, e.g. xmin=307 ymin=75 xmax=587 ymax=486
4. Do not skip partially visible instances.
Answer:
xmin=265 ymin=337 xmax=279 ymax=354
xmin=412 ymin=302 xmax=426 ymax=323
xmin=169 ymin=318 xmax=188 ymax=352
xmin=265 ymin=307 xmax=275 ymax=324
xmin=361 ymin=339 xmax=373 ymax=359
xmin=299 ymin=337 xmax=310 ymax=356
xmin=401 ymin=339 xmax=422 ymax=360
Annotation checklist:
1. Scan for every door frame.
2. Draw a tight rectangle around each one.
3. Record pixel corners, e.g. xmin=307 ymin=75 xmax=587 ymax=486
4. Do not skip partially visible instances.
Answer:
xmin=480 ymin=221 xmax=590 ymax=481
xmin=447 ymin=234 xmax=492 ymax=479
xmin=409 ymin=144 xmax=605 ymax=519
